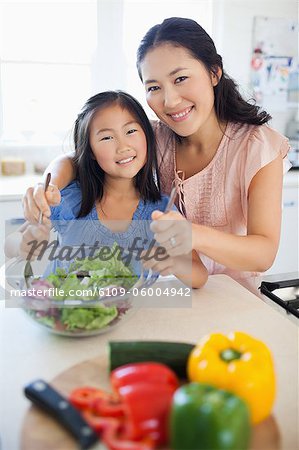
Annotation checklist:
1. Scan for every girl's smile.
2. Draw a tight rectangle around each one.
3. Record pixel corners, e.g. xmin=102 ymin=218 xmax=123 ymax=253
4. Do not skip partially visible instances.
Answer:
xmin=116 ymin=155 xmax=136 ymax=165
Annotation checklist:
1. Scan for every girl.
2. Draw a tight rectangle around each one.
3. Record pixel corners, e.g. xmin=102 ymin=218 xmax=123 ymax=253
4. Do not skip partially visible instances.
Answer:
xmin=6 ymin=90 xmax=208 ymax=288
xmin=22 ymin=18 xmax=290 ymax=280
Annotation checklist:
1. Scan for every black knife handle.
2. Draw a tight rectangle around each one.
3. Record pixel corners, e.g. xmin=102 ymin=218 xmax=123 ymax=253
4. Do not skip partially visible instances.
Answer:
xmin=24 ymin=379 xmax=99 ymax=449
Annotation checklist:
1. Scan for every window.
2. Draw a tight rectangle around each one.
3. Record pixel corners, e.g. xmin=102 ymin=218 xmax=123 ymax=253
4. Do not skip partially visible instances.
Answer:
xmin=0 ymin=0 xmax=97 ymax=145
xmin=0 ymin=0 xmax=213 ymax=148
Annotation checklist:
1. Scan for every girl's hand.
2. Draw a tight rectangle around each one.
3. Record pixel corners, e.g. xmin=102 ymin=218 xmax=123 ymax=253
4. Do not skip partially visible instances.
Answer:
xmin=19 ymin=220 xmax=51 ymax=260
xmin=150 ymin=210 xmax=192 ymax=257
xmin=23 ymin=183 xmax=61 ymax=223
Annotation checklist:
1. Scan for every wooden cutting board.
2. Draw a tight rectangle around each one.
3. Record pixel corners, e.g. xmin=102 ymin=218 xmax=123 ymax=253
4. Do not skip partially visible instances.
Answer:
xmin=21 ymin=357 xmax=109 ymax=450
xmin=21 ymin=357 xmax=281 ymax=450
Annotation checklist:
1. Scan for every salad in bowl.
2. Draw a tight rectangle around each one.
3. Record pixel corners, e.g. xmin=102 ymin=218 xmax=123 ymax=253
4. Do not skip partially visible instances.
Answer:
xmin=8 ymin=243 xmax=157 ymax=337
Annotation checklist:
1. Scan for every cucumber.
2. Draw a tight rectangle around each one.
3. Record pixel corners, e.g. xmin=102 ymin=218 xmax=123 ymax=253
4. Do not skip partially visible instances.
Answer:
xmin=109 ymin=341 xmax=195 ymax=379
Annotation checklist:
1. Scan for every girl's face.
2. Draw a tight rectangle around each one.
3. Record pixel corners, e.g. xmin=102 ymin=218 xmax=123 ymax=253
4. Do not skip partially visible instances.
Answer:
xmin=140 ymin=43 xmax=219 ymax=137
xmin=89 ymin=104 xmax=147 ymax=180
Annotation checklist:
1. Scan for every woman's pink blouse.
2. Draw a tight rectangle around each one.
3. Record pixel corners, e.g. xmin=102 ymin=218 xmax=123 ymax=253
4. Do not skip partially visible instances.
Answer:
xmin=152 ymin=120 xmax=291 ymax=279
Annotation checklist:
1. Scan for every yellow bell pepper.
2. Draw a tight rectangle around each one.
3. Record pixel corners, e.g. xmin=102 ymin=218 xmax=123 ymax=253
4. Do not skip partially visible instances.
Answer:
xmin=187 ymin=331 xmax=275 ymax=424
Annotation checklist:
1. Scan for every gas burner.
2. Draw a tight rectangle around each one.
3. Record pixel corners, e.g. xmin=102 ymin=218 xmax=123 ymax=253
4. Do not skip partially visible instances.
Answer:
xmin=260 ymin=279 xmax=299 ymax=318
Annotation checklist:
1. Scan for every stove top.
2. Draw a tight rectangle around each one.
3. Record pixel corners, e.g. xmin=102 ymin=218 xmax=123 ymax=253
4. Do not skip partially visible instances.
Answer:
xmin=260 ymin=278 xmax=299 ymax=318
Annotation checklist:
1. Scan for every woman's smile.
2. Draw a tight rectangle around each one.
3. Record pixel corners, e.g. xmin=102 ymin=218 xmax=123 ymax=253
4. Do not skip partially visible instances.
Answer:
xmin=167 ymin=106 xmax=194 ymax=122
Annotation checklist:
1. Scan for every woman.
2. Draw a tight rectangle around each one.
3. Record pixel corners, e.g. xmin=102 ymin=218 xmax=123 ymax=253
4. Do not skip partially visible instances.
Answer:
xmin=23 ymin=17 xmax=290 ymax=280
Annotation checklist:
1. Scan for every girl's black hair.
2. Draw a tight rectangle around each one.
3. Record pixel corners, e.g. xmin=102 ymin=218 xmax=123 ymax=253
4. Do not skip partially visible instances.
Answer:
xmin=73 ymin=90 xmax=161 ymax=218
xmin=137 ymin=17 xmax=271 ymax=127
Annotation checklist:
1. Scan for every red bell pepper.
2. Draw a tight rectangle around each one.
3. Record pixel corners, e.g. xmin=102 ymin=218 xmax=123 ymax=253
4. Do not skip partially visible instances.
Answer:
xmin=91 ymin=396 xmax=125 ymax=418
xmin=111 ymin=363 xmax=179 ymax=446
xmin=83 ymin=408 xmax=155 ymax=450
xmin=111 ymin=362 xmax=179 ymax=391
xmin=69 ymin=362 xmax=179 ymax=449
xmin=117 ymin=382 xmax=175 ymax=445
xmin=69 ymin=386 xmax=110 ymax=410
xmin=83 ymin=411 xmax=120 ymax=435
xmin=105 ymin=434 xmax=155 ymax=450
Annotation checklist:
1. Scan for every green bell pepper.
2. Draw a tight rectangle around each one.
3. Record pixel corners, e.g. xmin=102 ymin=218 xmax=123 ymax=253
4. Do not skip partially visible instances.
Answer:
xmin=170 ymin=383 xmax=251 ymax=450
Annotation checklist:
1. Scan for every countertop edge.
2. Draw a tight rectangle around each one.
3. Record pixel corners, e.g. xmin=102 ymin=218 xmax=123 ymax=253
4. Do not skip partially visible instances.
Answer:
xmin=0 ymin=171 xmax=298 ymax=201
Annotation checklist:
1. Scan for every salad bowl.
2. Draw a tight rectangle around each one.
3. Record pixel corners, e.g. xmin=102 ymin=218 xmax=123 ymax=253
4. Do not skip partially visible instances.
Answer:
xmin=5 ymin=244 xmax=159 ymax=337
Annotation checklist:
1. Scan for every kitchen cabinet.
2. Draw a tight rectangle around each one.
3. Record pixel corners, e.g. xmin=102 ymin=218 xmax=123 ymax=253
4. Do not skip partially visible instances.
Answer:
xmin=0 ymin=174 xmax=41 ymax=268
xmin=266 ymin=172 xmax=299 ymax=275
xmin=0 ymin=199 xmax=24 ymax=267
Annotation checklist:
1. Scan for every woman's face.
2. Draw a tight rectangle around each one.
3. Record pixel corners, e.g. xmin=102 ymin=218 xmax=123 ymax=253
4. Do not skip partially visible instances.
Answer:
xmin=140 ymin=43 xmax=219 ymax=137
xmin=89 ymin=104 xmax=147 ymax=180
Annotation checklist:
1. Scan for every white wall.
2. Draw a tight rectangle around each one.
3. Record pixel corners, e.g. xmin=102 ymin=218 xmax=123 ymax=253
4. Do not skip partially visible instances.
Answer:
xmin=212 ymin=0 xmax=298 ymax=134
xmin=91 ymin=0 xmax=213 ymax=119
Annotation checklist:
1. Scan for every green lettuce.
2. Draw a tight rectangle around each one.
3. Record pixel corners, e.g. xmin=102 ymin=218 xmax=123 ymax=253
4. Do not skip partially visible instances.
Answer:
xmin=32 ymin=243 xmax=137 ymax=332
xmin=60 ymin=305 xmax=118 ymax=330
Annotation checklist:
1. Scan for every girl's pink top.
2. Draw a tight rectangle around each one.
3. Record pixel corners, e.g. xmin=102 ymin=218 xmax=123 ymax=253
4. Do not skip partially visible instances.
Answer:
xmin=152 ymin=120 xmax=291 ymax=280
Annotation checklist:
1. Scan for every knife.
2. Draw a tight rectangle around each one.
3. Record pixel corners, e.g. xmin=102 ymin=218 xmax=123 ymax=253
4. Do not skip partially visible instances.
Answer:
xmin=24 ymin=380 xmax=107 ymax=450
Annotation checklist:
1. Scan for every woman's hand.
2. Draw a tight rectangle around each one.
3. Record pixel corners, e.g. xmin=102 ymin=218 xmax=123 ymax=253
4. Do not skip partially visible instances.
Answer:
xmin=23 ymin=183 xmax=61 ymax=223
xmin=150 ymin=210 xmax=193 ymax=257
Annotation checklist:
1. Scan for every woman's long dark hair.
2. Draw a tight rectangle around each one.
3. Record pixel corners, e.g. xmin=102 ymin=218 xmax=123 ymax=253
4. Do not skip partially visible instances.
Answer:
xmin=73 ymin=91 xmax=161 ymax=218
xmin=137 ymin=17 xmax=271 ymax=126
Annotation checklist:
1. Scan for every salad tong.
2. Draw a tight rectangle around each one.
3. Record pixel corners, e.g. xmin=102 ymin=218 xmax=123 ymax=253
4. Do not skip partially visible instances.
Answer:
xmin=38 ymin=172 xmax=52 ymax=224
xmin=164 ymin=184 xmax=178 ymax=213
xmin=24 ymin=173 xmax=52 ymax=286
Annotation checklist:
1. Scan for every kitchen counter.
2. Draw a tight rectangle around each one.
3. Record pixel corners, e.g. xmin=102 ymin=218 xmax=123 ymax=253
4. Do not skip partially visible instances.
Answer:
xmin=0 ymin=174 xmax=42 ymax=201
xmin=0 ymin=170 xmax=298 ymax=201
xmin=0 ymin=274 xmax=298 ymax=449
